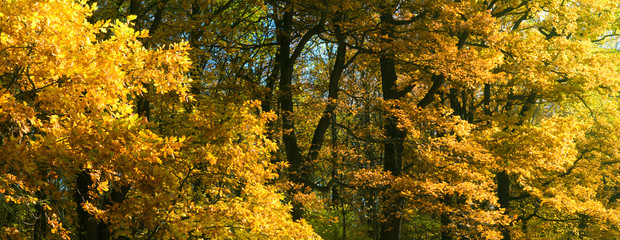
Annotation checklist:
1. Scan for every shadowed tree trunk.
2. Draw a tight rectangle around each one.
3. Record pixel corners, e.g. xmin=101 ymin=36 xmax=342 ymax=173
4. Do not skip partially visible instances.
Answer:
xmin=497 ymin=171 xmax=511 ymax=240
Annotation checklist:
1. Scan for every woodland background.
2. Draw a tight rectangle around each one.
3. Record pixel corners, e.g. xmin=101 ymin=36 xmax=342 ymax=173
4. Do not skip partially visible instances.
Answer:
xmin=2 ymin=0 xmax=620 ymax=239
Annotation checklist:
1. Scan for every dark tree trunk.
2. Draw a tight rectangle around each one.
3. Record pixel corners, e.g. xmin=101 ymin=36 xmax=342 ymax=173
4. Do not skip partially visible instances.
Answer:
xmin=497 ymin=171 xmax=511 ymax=240
xmin=275 ymin=9 xmax=306 ymax=221
xmin=440 ymin=195 xmax=453 ymax=240
xmin=441 ymin=213 xmax=453 ymax=240
xmin=33 ymin=201 xmax=47 ymax=240
xmin=272 ymin=2 xmax=338 ymax=221
xmin=75 ymin=170 xmax=99 ymax=240
xmin=379 ymin=56 xmax=405 ymax=240
xmin=377 ymin=9 xmax=406 ymax=239
xmin=305 ymin=23 xmax=346 ymax=168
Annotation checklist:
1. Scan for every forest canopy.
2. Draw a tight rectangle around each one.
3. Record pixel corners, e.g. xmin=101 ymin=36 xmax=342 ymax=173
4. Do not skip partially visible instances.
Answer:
xmin=2 ymin=0 xmax=620 ymax=239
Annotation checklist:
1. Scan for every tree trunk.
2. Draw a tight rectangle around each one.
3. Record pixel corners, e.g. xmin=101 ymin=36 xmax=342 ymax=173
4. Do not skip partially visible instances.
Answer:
xmin=379 ymin=55 xmax=405 ymax=240
xmin=272 ymin=2 xmax=334 ymax=220
xmin=377 ymin=8 xmax=407 ymax=239
xmin=497 ymin=171 xmax=511 ymax=240
xmin=75 ymin=170 xmax=99 ymax=240
xmin=33 ymin=200 xmax=47 ymax=240
xmin=275 ymin=8 xmax=306 ymax=221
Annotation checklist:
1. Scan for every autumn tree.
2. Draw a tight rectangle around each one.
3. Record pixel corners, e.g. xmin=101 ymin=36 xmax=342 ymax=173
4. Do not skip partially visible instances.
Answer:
xmin=298 ymin=0 xmax=620 ymax=239
xmin=0 ymin=0 xmax=318 ymax=238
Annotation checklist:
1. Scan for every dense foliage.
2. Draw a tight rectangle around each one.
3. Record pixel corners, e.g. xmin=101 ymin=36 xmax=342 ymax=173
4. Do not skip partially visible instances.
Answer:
xmin=2 ymin=0 xmax=620 ymax=239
